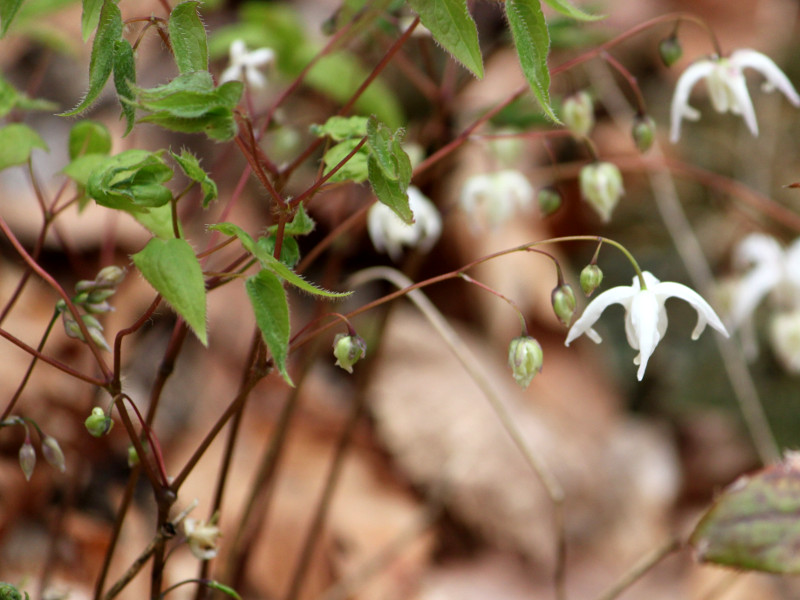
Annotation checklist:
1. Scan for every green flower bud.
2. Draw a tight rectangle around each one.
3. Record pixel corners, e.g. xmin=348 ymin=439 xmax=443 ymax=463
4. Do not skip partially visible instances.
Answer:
xmin=562 ymin=91 xmax=595 ymax=138
xmin=551 ymin=284 xmax=577 ymax=327
xmin=580 ymin=264 xmax=604 ymax=297
xmin=62 ymin=313 xmax=85 ymax=342
xmin=333 ymin=333 xmax=367 ymax=374
xmin=85 ymin=407 xmax=114 ymax=437
xmin=508 ymin=336 xmax=543 ymax=388
xmin=19 ymin=442 xmax=36 ymax=481
xmin=632 ymin=115 xmax=656 ymax=153
xmin=579 ymin=162 xmax=624 ymax=223
xmin=127 ymin=444 xmax=140 ymax=468
xmin=537 ymin=187 xmax=562 ymax=216
xmin=94 ymin=265 xmax=126 ymax=289
xmin=74 ymin=280 xmax=96 ymax=293
xmin=658 ymin=36 xmax=682 ymax=67
xmin=42 ymin=436 xmax=66 ymax=473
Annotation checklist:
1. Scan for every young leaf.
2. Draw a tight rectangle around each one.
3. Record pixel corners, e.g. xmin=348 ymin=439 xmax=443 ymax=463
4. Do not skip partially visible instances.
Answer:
xmin=505 ymin=0 xmax=560 ymax=123
xmin=60 ymin=0 xmax=122 ymax=116
xmin=132 ymin=237 xmax=208 ymax=345
xmin=68 ymin=120 xmax=111 ymax=159
xmin=282 ymin=204 xmax=315 ymax=236
xmin=138 ymin=108 xmax=238 ymax=141
xmin=0 ymin=123 xmax=48 ymax=170
xmin=208 ymin=222 xmax=352 ymax=298
xmin=132 ymin=204 xmax=180 ymax=239
xmin=367 ymin=155 xmax=412 ymax=224
xmin=113 ymin=39 xmax=136 ymax=135
xmin=321 ymin=139 xmax=368 ymax=183
xmin=366 ymin=116 xmax=398 ymax=180
xmin=81 ymin=0 xmax=103 ymax=41
xmin=541 ymin=0 xmax=603 ymax=22
xmin=0 ymin=75 xmax=57 ymax=117
xmin=310 ymin=115 xmax=368 ymax=141
xmin=87 ymin=149 xmax=173 ymax=211
xmin=168 ymin=1 xmax=209 ymax=75
xmin=170 ymin=149 xmax=218 ymax=206
xmin=246 ymin=269 xmax=293 ymax=386
xmin=257 ymin=235 xmax=300 ymax=268
xmin=0 ymin=0 xmax=23 ymax=37
xmin=407 ymin=0 xmax=483 ymax=78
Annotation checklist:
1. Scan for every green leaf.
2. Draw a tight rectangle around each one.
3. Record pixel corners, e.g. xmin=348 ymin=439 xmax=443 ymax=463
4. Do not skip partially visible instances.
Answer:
xmin=407 ymin=0 xmax=483 ymax=78
xmin=171 ymin=149 xmax=218 ymax=206
xmin=68 ymin=120 xmax=111 ymax=159
xmin=81 ymin=0 xmax=102 ymax=41
xmin=204 ymin=580 xmax=242 ymax=600
xmin=690 ymin=453 xmax=800 ymax=574
xmin=87 ymin=149 xmax=174 ymax=212
xmin=321 ymin=139 xmax=368 ymax=183
xmin=0 ymin=123 xmax=48 ymax=170
xmin=257 ymin=234 xmax=300 ymax=268
xmin=62 ymin=152 xmax=107 ymax=186
xmin=246 ymin=269 xmax=293 ymax=385
xmin=310 ymin=115 xmax=368 ymax=142
xmin=367 ymin=154 xmax=412 ymax=224
xmin=60 ymin=0 xmax=122 ymax=116
xmin=138 ymin=108 xmax=238 ymax=141
xmin=366 ymin=116 xmax=398 ymax=180
xmin=132 ymin=203 xmax=180 ymax=239
xmin=113 ymin=39 xmax=136 ymax=135
xmin=505 ymin=0 xmax=560 ymax=123
xmin=283 ymin=204 xmax=315 ymax=236
xmin=0 ymin=0 xmax=24 ymax=37
xmin=132 ymin=237 xmax=207 ymax=345
xmin=168 ymin=1 xmax=209 ymax=75
xmin=208 ymin=222 xmax=352 ymax=298
xmin=0 ymin=75 xmax=57 ymax=117
xmin=541 ymin=0 xmax=603 ymax=21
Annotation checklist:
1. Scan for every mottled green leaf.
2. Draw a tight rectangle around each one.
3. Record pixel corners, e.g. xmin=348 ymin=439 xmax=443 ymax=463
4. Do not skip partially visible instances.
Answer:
xmin=505 ymin=0 xmax=560 ymax=123
xmin=81 ymin=0 xmax=102 ymax=41
xmin=170 ymin=149 xmax=218 ymax=206
xmin=407 ymin=0 xmax=483 ymax=78
xmin=246 ymin=269 xmax=292 ymax=385
xmin=690 ymin=453 xmax=800 ymax=574
xmin=0 ymin=123 xmax=48 ymax=170
xmin=132 ymin=237 xmax=207 ymax=345
xmin=68 ymin=120 xmax=111 ymax=159
xmin=0 ymin=0 xmax=23 ymax=37
xmin=541 ymin=0 xmax=602 ymax=21
xmin=310 ymin=115 xmax=368 ymax=142
xmin=168 ymin=1 xmax=208 ymax=74
xmin=60 ymin=0 xmax=122 ymax=116
xmin=113 ymin=39 xmax=136 ymax=135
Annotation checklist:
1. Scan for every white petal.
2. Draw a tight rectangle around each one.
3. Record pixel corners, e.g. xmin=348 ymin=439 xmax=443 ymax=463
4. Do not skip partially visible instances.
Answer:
xmin=219 ymin=65 xmax=240 ymax=85
xmin=627 ymin=290 xmax=662 ymax=380
xmin=730 ymin=264 xmax=781 ymax=327
xmin=244 ymin=48 xmax=276 ymax=67
xmin=564 ymin=285 xmax=635 ymax=346
xmin=724 ymin=67 xmax=759 ymax=135
xmin=670 ymin=60 xmax=715 ymax=143
xmin=731 ymin=49 xmax=800 ymax=107
xmin=734 ymin=232 xmax=783 ymax=269
xmin=244 ymin=67 xmax=267 ymax=89
xmin=229 ymin=39 xmax=247 ymax=62
xmin=652 ymin=281 xmax=729 ymax=338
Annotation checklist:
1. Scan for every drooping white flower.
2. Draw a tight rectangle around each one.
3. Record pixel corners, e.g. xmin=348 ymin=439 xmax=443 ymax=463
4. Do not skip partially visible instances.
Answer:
xmin=459 ymin=170 xmax=534 ymax=228
xmin=220 ymin=40 xmax=275 ymax=89
xmin=670 ymin=49 xmax=800 ymax=142
xmin=728 ymin=233 xmax=800 ymax=329
xmin=769 ymin=309 xmax=800 ymax=373
xmin=184 ymin=516 xmax=221 ymax=560
xmin=565 ymin=271 xmax=728 ymax=380
xmin=367 ymin=186 xmax=441 ymax=261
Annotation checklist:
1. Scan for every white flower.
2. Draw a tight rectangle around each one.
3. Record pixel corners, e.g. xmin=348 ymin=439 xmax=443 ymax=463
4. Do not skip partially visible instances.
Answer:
xmin=728 ymin=233 xmax=800 ymax=329
xmin=367 ymin=186 xmax=441 ymax=261
xmin=769 ymin=309 xmax=800 ymax=373
xmin=459 ymin=170 xmax=534 ymax=228
xmin=220 ymin=40 xmax=275 ymax=89
xmin=565 ymin=271 xmax=728 ymax=380
xmin=184 ymin=516 xmax=221 ymax=560
xmin=670 ymin=49 xmax=800 ymax=142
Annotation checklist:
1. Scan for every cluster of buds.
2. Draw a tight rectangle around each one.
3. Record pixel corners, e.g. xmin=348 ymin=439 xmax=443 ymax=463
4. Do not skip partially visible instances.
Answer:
xmin=60 ymin=265 xmax=125 ymax=352
xmin=2 ymin=416 xmax=66 ymax=481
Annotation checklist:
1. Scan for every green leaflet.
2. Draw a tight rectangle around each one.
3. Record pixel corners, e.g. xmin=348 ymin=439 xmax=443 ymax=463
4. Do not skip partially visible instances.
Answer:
xmin=208 ymin=222 xmax=352 ymax=298
xmin=246 ymin=269 xmax=293 ymax=386
xmin=68 ymin=120 xmax=111 ymax=159
xmin=505 ymin=0 xmax=560 ymax=123
xmin=321 ymin=139 xmax=368 ymax=183
xmin=541 ymin=0 xmax=603 ymax=21
xmin=0 ymin=0 xmax=23 ymax=37
xmin=87 ymin=149 xmax=173 ymax=212
xmin=407 ymin=0 xmax=483 ymax=78
xmin=60 ymin=0 xmax=122 ymax=116
xmin=113 ymin=39 xmax=136 ymax=135
xmin=132 ymin=237 xmax=208 ymax=346
xmin=131 ymin=203 xmax=180 ymax=239
xmin=80 ymin=0 xmax=102 ymax=41
xmin=0 ymin=123 xmax=48 ymax=170
xmin=367 ymin=155 xmax=412 ymax=224
xmin=0 ymin=75 xmax=57 ymax=117
xmin=168 ymin=1 xmax=209 ymax=75
xmin=310 ymin=115 xmax=368 ymax=142
xmin=170 ymin=149 xmax=218 ymax=207
xmin=690 ymin=454 xmax=800 ymax=574
xmin=366 ymin=117 xmax=412 ymax=223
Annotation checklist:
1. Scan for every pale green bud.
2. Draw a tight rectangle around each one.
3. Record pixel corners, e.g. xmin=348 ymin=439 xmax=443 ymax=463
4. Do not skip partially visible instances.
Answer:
xmin=19 ymin=442 xmax=36 ymax=481
xmin=94 ymin=265 xmax=126 ymax=289
xmin=508 ymin=336 xmax=543 ymax=388
xmin=42 ymin=436 xmax=66 ymax=473
xmin=562 ymin=91 xmax=595 ymax=137
xmin=127 ymin=444 xmax=140 ymax=468
xmin=658 ymin=36 xmax=682 ymax=67
xmin=632 ymin=115 xmax=656 ymax=153
xmin=579 ymin=162 xmax=624 ymax=222
xmin=537 ymin=187 xmax=562 ymax=216
xmin=333 ymin=334 xmax=367 ymax=373
xmin=62 ymin=313 xmax=85 ymax=341
xmin=580 ymin=264 xmax=604 ymax=297
xmin=85 ymin=407 xmax=114 ymax=437
xmin=551 ymin=284 xmax=577 ymax=327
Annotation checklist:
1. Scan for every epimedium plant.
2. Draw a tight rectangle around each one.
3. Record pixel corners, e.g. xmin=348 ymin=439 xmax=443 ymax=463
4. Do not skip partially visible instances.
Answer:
xmin=1 ymin=0 xmax=800 ymax=598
